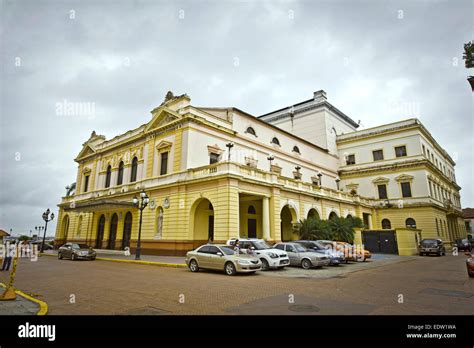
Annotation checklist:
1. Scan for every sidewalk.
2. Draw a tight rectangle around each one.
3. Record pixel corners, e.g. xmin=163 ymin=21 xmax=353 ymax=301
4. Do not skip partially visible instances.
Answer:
xmin=42 ymin=249 xmax=186 ymax=267
xmin=0 ymin=283 xmax=47 ymax=315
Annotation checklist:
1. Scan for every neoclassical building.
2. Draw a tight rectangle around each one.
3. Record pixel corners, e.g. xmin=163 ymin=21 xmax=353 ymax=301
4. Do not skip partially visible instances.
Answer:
xmin=55 ymin=91 xmax=466 ymax=255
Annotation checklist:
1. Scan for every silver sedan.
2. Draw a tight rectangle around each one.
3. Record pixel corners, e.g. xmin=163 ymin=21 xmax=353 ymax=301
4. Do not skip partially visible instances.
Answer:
xmin=273 ymin=242 xmax=330 ymax=269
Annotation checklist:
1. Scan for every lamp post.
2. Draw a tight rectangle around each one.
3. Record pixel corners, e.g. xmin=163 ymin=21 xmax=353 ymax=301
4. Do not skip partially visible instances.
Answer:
xmin=335 ymin=176 xmax=341 ymax=191
xmin=132 ymin=189 xmax=149 ymax=260
xmin=267 ymin=154 xmax=274 ymax=169
xmin=226 ymin=142 xmax=234 ymax=162
xmin=35 ymin=226 xmax=44 ymax=240
xmin=40 ymin=209 xmax=54 ymax=253
xmin=317 ymin=171 xmax=323 ymax=187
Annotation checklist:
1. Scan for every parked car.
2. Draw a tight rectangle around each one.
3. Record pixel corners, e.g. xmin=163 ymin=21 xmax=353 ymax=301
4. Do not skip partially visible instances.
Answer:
xmin=316 ymin=240 xmax=370 ymax=262
xmin=294 ymin=240 xmax=345 ymax=265
xmin=273 ymin=242 xmax=330 ymax=269
xmin=466 ymin=252 xmax=474 ymax=278
xmin=226 ymin=238 xmax=290 ymax=270
xmin=455 ymin=239 xmax=472 ymax=252
xmin=185 ymin=244 xmax=262 ymax=276
xmin=58 ymin=243 xmax=96 ymax=261
xmin=419 ymin=239 xmax=445 ymax=256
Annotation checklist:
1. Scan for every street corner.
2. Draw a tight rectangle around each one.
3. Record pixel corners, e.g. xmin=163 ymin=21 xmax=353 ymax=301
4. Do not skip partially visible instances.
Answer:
xmin=0 ymin=283 xmax=48 ymax=315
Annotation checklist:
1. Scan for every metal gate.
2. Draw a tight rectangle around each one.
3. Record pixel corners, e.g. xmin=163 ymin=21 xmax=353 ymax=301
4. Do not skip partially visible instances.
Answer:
xmin=362 ymin=230 xmax=398 ymax=254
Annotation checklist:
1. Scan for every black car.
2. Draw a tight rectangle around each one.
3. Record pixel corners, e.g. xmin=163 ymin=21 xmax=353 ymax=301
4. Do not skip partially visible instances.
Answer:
xmin=58 ymin=243 xmax=96 ymax=261
xmin=419 ymin=239 xmax=445 ymax=256
xmin=455 ymin=239 xmax=472 ymax=252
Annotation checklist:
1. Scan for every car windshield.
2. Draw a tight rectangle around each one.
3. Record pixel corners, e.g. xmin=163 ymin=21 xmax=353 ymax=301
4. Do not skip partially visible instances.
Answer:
xmin=219 ymin=246 xmax=235 ymax=255
xmin=314 ymin=242 xmax=327 ymax=249
xmin=73 ymin=244 xmax=89 ymax=249
xmin=421 ymin=240 xmax=437 ymax=247
xmin=252 ymin=241 xmax=271 ymax=250
xmin=293 ymin=244 xmax=307 ymax=252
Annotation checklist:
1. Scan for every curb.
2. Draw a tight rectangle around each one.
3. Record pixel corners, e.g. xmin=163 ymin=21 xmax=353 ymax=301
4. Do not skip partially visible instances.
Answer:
xmin=0 ymin=282 xmax=48 ymax=315
xmin=40 ymin=253 xmax=186 ymax=268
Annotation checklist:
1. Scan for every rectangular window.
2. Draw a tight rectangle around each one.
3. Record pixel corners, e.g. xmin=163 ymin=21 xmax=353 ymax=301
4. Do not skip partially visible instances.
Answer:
xmin=401 ymin=182 xmax=412 ymax=198
xmin=346 ymin=154 xmax=355 ymax=165
xmin=429 ymin=182 xmax=433 ymax=197
xmin=377 ymin=184 xmax=388 ymax=199
xmin=160 ymin=152 xmax=168 ymax=176
xmin=209 ymin=153 xmax=220 ymax=165
xmin=395 ymin=146 xmax=407 ymax=157
xmin=372 ymin=150 xmax=384 ymax=161
xmin=84 ymin=175 xmax=89 ymax=193
xmin=422 ymin=144 xmax=426 ymax=156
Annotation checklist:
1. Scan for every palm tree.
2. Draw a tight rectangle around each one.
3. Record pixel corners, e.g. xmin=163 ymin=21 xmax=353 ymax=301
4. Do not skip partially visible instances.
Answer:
xmin=328 ymin=216 xmax=356 ymax=243
xmin=297 ymin=218 xmax=331 ymax=240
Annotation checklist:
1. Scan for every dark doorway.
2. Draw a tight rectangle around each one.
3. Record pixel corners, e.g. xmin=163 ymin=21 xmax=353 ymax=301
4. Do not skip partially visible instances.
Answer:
xmin=248 ymin=219 xmax=257 ymax=238
xmin=108 ymin=213 xmax=118 ymax=249
xmin=96 ymin=215 xmax=105 ymax=248
xmin=122 ymin=212 xmax=132 ymax=249
xmin=362 ymin=230 xmax=398 ymax=254
xmin=208 ymin=215 xmax=214 ymax=241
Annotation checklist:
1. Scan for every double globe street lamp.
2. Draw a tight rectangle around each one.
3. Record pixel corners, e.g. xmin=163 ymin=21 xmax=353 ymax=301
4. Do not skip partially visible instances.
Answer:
xmin=40 ymin=209 xmax=54 ymax=253
xmin=132 ymin=190 xmax=149 ymax=260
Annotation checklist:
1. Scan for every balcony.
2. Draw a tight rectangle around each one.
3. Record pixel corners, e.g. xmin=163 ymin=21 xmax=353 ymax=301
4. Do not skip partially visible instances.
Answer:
xmin=61 ymin=162 xmax=374 ymax=207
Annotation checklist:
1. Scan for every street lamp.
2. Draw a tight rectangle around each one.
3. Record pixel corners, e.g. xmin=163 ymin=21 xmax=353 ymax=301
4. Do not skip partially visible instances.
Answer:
xmin=267 ymin=154 xmax=274 ymax=169
xmin=335 ymin=176 xmax=341 ymax=191
xmin=317 ymin=171 xmax=323 ymax=187
xmin=226 ymin=142 xmax=234 ymax=161
xmin=40 ymin=209 xmax=54 ymax=253
xmin=133 ymin=189 xmax=149 ymax=260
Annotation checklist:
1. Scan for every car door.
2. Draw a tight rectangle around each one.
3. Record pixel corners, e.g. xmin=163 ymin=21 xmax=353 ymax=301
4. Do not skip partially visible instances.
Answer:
xmin=285 ymin=245 xmax=299 ymax=266
xmin=63 ymin=243 xmax=72 ymax=258
xmin=207 ymin=246 xmax=226 ymax=270
xmin=196 ymin=245 xmax=211 ymax=268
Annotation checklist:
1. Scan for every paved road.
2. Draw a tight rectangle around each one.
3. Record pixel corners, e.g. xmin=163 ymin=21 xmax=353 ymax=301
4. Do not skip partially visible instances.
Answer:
xmin=1 ymin=253 xmax=472 ymax=315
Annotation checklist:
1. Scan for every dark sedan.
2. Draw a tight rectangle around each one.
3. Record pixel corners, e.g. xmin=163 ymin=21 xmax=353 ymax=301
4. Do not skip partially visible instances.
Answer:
xmin=419 ymin=239 xmax=445 ymax=256
xmin=455 ymin=239 xmax=472 ymax=252
xmin=58 ymin=243 xmax=96 ymax=261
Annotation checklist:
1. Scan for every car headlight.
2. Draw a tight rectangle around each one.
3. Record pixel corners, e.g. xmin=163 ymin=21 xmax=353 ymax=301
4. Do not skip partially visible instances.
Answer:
xmin=238 ymin=260 xmax=250 ymax=265
xmin=268 ymin=252 xmax=279 ymax=258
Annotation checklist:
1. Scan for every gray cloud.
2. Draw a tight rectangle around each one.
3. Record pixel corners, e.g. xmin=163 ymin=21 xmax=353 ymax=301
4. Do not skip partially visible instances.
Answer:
xmin=1 ymin=0 xmax=473 ymax=235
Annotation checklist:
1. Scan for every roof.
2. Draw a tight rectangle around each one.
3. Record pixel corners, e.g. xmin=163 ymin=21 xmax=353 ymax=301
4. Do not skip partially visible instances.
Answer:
xmin=258 ymin=94 xmax=359 ymax=129
xmin=462 ymin=208 xmax=474 ymax=219
xmin=0 ymin=229 xmax=10 ymax=237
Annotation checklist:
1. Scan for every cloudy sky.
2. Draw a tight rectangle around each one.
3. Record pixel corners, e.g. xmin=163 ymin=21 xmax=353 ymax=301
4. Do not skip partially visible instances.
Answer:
xmin=1 ymin=0 xmax=472 ymax=236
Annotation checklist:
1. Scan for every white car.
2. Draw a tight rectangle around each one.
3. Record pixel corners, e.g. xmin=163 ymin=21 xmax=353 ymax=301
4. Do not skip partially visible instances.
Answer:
xmin=226 ymin=238 xmax=290 ymax=270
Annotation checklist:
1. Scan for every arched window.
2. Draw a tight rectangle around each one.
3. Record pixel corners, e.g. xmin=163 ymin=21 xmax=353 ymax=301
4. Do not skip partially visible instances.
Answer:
xmin=382 ymin=219 xmax=391 ymax=229
xmin=293 ymin=146 xmax=300 ymax=154
xmin=248 ymin=205 xmax=256 ymax=214
xmin=405 ymin=218 xmax=416 ymax=229
xmin=117 ymin=161 xmax=124 ymax=185
xmin=105 ymin=165 xmax=112 ymax=188
xmin=246 ymin=127 xmax=256 ymax=136
xmin=271 ymin=137 xmax=280 ymax=146
xmin=130 ymin=157 xmax=138 ymax=182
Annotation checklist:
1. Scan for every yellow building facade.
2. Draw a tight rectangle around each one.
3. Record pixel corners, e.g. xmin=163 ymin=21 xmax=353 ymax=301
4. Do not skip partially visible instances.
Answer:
xmin=55 ymin=91 xmax=466 ymax=255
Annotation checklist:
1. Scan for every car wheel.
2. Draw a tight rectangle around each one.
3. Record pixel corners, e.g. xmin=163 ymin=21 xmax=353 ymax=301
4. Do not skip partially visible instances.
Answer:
xmin=189 ymin=259 xmax=199 ymax=272
xmin=91 ymin=257 xmax=96 ymax=261
xmin=71 ymin=253 xmax=76 ymax=261
xmin=260 ymin=258 xmax=269 ymax=271
xmin=225 ymin=262 xmax=236 ymax=276
xmin=58 ymin=252 xmax=63 ymax=260
xmin=301 ymin=259 xmax=312 ymax=270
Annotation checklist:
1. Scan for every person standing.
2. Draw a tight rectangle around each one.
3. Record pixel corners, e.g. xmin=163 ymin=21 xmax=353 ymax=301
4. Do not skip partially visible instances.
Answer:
xmin=1 ymin=241 xmax=16 ymax=271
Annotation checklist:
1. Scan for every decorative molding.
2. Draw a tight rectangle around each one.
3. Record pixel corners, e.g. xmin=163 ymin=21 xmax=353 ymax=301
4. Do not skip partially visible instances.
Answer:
xmin=372 ymin=176 xmax=390 ymax=184
xmin=207 ymin=144 xmax=224 ymax=155
xmin=395 ymin=174 xmax=414 ymax=182
xmin=156 ymin=140 xmax=173 ymax=153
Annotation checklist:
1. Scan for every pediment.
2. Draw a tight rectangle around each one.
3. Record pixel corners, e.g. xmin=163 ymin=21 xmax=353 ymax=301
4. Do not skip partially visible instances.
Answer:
xmin=156 ymin=140 xmax=173 ymax=152
xmin=75 ymin=144 xmax=96 ymax=161
xmin=145 ymin=108 xmax=181 ymax=133
xmin=372 ymin=176 xmax=390 ymax=184
xmin=395 ymin=174 xmax=414 ymax=182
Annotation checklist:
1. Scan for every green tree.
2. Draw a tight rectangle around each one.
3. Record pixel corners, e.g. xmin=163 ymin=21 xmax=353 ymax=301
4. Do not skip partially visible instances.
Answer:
xmin=328 ymin=216 xmax=361 ymax=243
xmin=297 ymin=218 xmax=331 ymax=240
xmin=18 ymin=235 xmax=31 ymax=241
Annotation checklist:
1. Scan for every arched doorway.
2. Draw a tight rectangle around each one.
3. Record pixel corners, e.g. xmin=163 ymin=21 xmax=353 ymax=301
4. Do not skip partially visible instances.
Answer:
xmin=191 ymin=199 xmax=214 ymax=241
xmin=62 ymin=215 xmax=70 ymax=241
xmin=108 ymin=213 xmax=118 ymax=249
xmin=96 ymin=215 xmax=105 ymax=248
xmin=329 ymin=211 xmax=338 ymax=220
xmin=307 ymin=208 xmax=320 ymax=220
xmin=247 ymin=205 xmax=257 ymax=238
xmin=280 ymin=205 xmax=297 ymax=241
xmin=122 ymin=212 xmax=133 ymax=249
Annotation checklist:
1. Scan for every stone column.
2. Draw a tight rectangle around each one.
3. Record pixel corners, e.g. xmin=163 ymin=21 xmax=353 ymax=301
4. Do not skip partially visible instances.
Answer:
xmin=262 ymin=196 xmax=270 ymax=240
